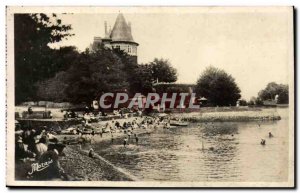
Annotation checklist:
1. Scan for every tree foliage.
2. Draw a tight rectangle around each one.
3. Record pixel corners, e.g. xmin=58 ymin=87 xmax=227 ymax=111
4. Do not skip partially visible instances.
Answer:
xmin=258 ymin=82 xmax=289 ymax=104
xmin=239 ymin=99 xmax=247 ymax=106
xmin=194 ymin=66 xmax=241 ymax=106
xmin=129 ymin=58 xmax=177 ymax=95
xmin=33 ymin=46 xmax=178 ymax=103
xmin=150 ymin=58 xmax=177 ymax=83
xmin=35 ymin=71 xmax=69 ymax=102
xmin=63 ymin=47 xmax=131 ymax=103
xmin=129 ymin=64 xmax=154 ymax=95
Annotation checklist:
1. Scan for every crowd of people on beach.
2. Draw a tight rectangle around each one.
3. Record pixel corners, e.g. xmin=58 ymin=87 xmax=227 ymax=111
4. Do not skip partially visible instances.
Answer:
xmin=15 ymin=126 xmax=69 ymax=181
xmin=68 ymin=115 xmax=170 ymax=149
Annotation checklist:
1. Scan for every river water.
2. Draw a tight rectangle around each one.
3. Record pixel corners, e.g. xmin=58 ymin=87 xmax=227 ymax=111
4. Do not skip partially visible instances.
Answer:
xmin=93 ymin=108 xmax=289 ymax=182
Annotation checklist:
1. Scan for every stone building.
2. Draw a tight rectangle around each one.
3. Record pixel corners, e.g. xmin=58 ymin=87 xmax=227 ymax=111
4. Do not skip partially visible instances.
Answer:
xmin=93 ymin=13 xmax=139 ymax=63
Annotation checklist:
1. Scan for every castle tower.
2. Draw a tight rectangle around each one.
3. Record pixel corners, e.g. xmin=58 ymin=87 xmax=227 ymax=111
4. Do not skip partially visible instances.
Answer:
xmin=110 ymin=13 xmax=139 ymax=62
xmin=93 ymin=13 xmax=139 ymax=63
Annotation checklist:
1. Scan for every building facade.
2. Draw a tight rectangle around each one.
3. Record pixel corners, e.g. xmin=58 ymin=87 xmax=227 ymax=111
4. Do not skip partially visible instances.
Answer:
xmin=93 ymin=13 xmax=139 ymax=63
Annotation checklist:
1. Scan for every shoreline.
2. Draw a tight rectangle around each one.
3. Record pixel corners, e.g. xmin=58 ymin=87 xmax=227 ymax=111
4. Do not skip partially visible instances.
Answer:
xmin=14 ymin=108 xmax=283 ymax=130
xmin=17 ymin=108 xmax=283 ymax=181
xmin=172 ymin=109 xmax=281 ymax=122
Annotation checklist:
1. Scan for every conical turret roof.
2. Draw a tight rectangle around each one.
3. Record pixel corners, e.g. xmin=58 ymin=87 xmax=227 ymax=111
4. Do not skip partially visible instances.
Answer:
xmin=110 ymin=13 xmax=135 ymax=42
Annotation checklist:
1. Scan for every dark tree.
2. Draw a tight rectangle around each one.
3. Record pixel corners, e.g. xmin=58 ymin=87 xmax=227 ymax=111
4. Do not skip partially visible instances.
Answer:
xmin=239 ymin=99 xmax=247 ymax=106
xmin=129 ymin=64 xmax=154 ymax=95
xmin=14 ymin=14 xmax=73 ymax=103
xmin=194 ymin=66 xmax=241 ymax=106
xmin=64 ymin=47 xmax=130 ymax=104
xmin=258 ymin=82 xmax=289 ymax=104
xmin=277 ymin=87 xmax=289 ymax=104
xmin=128 ymin=58 xmax=177 ymax=95
xmin=255 ymin=97 xmax=264 ymax=106
xmin=247 ymin=97 xmax=256 ymax=106
xmin=35 ymin=71 xmax=69 ymax=102
xmin=64 ymin=53 xmax=97 ymax=103
xmin=150 ymin=58 xmax=177 ymax=83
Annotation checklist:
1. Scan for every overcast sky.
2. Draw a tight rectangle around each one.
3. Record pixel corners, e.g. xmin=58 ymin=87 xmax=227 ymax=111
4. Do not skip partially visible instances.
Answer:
xmin=50 ymin=8 xmax=292 ymax=100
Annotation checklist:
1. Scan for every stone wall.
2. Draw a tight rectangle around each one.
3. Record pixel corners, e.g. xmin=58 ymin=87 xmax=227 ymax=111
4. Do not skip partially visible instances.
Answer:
xmin=21 ymin=101 xmax=72 ymax=108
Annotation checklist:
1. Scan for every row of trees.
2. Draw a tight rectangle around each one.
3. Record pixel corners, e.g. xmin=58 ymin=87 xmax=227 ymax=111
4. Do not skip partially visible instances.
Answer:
xmin=194 ymin=67 xmax=289 ymax=106
xmin=15 ymin=14 xmax=288 ymax=107
xmin=35 ymin=46 xmax=177 ymax=103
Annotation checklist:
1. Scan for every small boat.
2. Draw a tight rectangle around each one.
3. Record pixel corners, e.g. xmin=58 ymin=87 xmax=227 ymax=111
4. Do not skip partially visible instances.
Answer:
xmin=163 ymin=125 xmax=177 ymax=129
xmin=170 ymin=121 xmax=189 ymax=126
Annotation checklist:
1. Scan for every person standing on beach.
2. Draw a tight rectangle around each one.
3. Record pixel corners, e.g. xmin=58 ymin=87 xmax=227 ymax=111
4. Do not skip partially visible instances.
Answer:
xmin=123 ymin=138 xmax=128 ymax=147
xmin=128 ymin=132 xmax=131 ymax=142
xmin=115 ymin=121 xmax=120 ymax=129
xmin=135 ymin=134 xmax=139 ymax=145
xmin=123 ymin=122 xmax=127 ymax=129
xmin=111 ymin=134 xmax=114 ymax=144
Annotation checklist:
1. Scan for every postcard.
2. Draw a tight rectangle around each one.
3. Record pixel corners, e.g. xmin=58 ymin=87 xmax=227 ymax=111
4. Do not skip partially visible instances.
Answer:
xmin=6 ymin=6 xmax=294 ymax=187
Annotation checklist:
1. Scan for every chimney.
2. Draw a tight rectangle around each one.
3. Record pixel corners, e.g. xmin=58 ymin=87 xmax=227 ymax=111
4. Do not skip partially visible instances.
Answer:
xmin=128 ymin=22 xmax=131 ymax=33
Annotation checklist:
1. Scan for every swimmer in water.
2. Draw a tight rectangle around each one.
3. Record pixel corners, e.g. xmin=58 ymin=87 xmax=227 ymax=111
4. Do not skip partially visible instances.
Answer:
xmin=269 ymin=132 xmax=274 ymax=138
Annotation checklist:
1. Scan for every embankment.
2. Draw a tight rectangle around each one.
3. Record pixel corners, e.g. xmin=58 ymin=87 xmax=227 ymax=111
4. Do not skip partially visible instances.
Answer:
xmin=173 ymin=109 xmax=281 ymax=122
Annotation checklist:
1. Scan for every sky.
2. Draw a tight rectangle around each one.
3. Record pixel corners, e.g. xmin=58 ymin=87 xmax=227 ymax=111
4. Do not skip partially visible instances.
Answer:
xmin=50 ymin=7 xmax=292 ymax=100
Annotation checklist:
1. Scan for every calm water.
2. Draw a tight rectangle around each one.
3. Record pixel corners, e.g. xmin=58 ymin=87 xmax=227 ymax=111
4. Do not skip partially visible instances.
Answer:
xmin=92 ymin=108 xmax=289 ymax=182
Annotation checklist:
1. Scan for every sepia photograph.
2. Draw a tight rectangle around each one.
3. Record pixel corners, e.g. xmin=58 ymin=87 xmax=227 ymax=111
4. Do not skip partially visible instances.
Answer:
xmin=6 ymin=6 xmax=294 ymax=187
